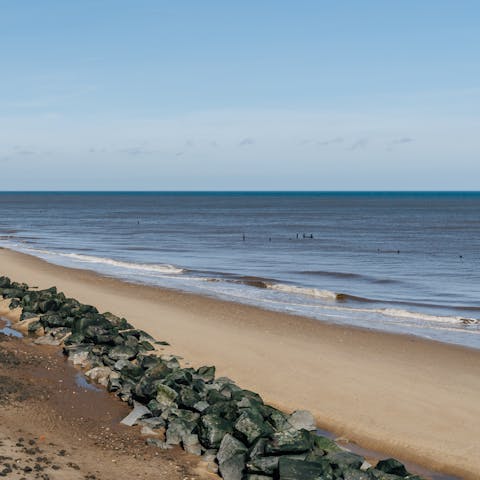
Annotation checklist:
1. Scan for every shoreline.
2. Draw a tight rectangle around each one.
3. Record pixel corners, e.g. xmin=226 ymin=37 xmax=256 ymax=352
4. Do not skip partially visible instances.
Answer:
xmin=1 ymin=248 xmax=479 ymax=478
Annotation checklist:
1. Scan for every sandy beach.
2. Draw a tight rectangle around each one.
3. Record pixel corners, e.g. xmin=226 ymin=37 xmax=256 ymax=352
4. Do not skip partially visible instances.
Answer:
xmin=1 ymin=248 xmax=479 ymax=479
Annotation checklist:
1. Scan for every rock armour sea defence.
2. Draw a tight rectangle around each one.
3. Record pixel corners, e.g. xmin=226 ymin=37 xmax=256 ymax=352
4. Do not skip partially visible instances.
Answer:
xmin=0 ymin=275 xmax=424 ymax=480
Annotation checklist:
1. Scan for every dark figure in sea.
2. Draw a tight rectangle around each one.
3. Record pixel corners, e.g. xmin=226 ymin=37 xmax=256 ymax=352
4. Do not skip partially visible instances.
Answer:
xmin=242 ymin=233 xmax=245 ymax=241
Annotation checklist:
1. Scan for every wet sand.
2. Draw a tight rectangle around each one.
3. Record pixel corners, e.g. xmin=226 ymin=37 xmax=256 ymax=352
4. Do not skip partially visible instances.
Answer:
xmin=0 ymin=326 xmax=210 ymax=480
xmin=1 ymin=247 xmax=480 ymax=479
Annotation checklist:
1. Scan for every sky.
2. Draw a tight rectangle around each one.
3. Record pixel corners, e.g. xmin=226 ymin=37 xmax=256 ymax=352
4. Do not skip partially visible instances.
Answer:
xmin=0 ymin=1 xmax=479 ymax=190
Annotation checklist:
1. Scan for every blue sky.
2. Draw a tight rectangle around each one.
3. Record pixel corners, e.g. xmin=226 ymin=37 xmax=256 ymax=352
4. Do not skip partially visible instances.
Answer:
xmin=0 ymin=1 xmax=479 ymax=190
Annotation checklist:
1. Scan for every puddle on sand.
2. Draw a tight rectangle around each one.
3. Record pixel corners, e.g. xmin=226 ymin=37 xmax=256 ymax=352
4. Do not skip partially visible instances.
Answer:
xmin=316 ymin=428 xmax=459 ymax=480
xmin=0 ymin=316 xmax=23 ymax=338
xmin=74 ymin=372 xmax=102 ymax=392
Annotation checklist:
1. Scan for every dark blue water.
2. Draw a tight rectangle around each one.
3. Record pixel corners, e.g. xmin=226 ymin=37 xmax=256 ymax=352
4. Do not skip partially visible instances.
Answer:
xmin=1 ymin=192 xmax=479 ymax=348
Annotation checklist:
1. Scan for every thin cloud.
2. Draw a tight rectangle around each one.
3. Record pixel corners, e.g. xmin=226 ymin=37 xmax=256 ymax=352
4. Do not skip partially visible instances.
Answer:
xmin=391 ymin=137 xmax=414 ymax=145
xmin=120 ymin=147 xmax=154 ymax=156
xmin=239 ymin=137 xmax=255 ymax=147
xmin=348 ymin=138 xmax=368 ymax=151
xmin=317 ymin=137 xmax=344 ymax=147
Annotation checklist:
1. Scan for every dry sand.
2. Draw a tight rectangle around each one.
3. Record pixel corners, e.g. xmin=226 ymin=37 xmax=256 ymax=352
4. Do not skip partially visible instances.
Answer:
xmin=1 ymin=248 xmax=479 ymax=479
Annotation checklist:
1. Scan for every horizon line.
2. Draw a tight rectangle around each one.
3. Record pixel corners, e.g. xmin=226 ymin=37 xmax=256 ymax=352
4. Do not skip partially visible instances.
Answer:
xmin=0 ymin=190 xmax=479 ymax=194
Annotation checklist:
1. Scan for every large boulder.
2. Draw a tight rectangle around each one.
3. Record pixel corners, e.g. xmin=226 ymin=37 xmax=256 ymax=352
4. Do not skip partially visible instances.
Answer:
xmin=326 ymin=451 xmax=364 ymax=473
xmin=217 ymin=434 xmax=248 ymax=480
xmin=155 ymin=384 xmax=178 ymax=409
xmin=265 ymin=429 xmax=314 ymax=455
xmin=375 ymin=459 xmax=410 ymax=477
xmin=198 ymin=414 xmax=233 ymax=449
xmin=234 ymin=408 xmax=272 ymax=445
xmin=277 ymin=457 xmax=333 ymax=480
xmin=108 ymin=345 xmax=138 ymax=361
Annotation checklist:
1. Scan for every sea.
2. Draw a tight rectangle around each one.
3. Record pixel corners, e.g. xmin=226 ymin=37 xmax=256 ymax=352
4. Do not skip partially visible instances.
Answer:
xmin=0 ymin=192 xmax=479 ymax=349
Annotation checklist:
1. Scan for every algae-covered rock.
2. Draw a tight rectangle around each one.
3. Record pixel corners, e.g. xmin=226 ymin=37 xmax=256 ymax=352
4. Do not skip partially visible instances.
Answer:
xmin=312 ymin=434 xmax=342 ymax=454
xmin=166 ymin=418 xmax=195 ymax=445
xmin=135 ymin=363 xmax=172 ymax=400
xmin=108 ymin=345 xmax=138 ymax=361
xmin=375 ymin=459 xmax=410 ymax=477
xmin=343 ymin=469 xmax=376 ymax=480
xmin=265 ymin=429 xmax=314 ymax=455
xmin=246 ymin=455 xmax=280 ymax=476
xmin=196 ymin=365 xmax=216 ymax=383
xmin=234 ymin=408 xmax=272 ymax=445
xmin=198 ymin=414 xmax=233 ymax=449
xmin=326 ymin=450 xmax=364 ymax=472
xmin=217 ymin=433 xmax=248 ymax=465
xmin=156 ymin=384 xmax=178 ymax=408
xmin=278 ymin=457 xmax=332 ymax=480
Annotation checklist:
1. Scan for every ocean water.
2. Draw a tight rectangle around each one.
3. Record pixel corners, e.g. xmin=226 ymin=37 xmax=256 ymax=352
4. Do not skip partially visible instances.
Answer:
xmin=0 ymin=192 xmax=479 ymax=349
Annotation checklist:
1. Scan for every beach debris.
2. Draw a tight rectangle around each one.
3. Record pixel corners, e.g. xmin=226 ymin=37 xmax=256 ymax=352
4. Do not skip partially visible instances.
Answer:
xmin=0 ymin=273 xmax=424 ymax=480
xmin=120 ymin=401 xmax=151 ymax=426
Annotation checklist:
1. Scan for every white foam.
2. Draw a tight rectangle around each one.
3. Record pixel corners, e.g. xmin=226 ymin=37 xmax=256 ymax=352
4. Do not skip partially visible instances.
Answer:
xmin=11 ymin=245 xmax=184 ymax=275
xmin=267 ymin=283 xmax=339 ymax=300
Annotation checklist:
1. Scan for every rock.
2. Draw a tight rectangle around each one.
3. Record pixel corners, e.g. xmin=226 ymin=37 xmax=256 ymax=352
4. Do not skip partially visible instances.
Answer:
xmin=135 ymin=363 xmax=172 ymax=401
xmin=216 ymin=435 xmax=249 ymax=480
xmin=15 ymin=317 xmax=41 ymax=334
xmin=67 ymin=346 xmax=92 ymax=366
xmin=139 ymin=417 xmax=166 ymax=429
xmin=146 ymin=438 xmax=172 ymax=449
xmin=312 ymin=435 xmax=342 ymax=454
xmin=288 ymin=410 xmax=316 ymax=431
xmin=375 ymin=459 xmax=410 ymax=477
xmin=63 ymin=332 xmax=86 ymax=346
xmin=344 ymin=469 xmax=376 ymax=480
xmin=217 ymin=433 xmax=248 ymax=465
xmin=178 ymin=386 xmax=201 ymax=409
xmin=108 ymin=345 xmax=138 ymax=361
xmin=248 ymin=437 xmax=267 ymax=459
xmin=234 ymin=408 xmax=272 ymax=445
xmin=34 ymin=334 xmax=63 ymax=346
xmin=166 ymin=418 xmax=195 ymax=445
xmin=156 ymin=384 xmax=178 ymax=409
xmin=204 ymin=400 xmax=238 ymax=422
xmin=326 ymin=451 xmax=364 ymax=471
xmin=193 ymin=400 xmax=210 ymax=413
xmin=85 ymin=366 xmax=114 ymax=387
xmin=198 ymin=414 xmax=233 ymax=449
xmin=196 ymin=365 xmax=216 ymax=383
xmin=277 ymin=457 xmax=332 ymax=480
xmin=246 ymin=456 xmax=280 ymax=476
xmin=20 ymin=311 xmax=37 ymax=321
xmin=245 ymin=475 xmax=273 ymax=480
xmin=140 ymin=426 xmax=159 ymax=436
xmin=265 ymin=429 xmax=314 ymax=455
xmin=219 ymin=454 xmax=246 ymax=480
xmin=183 ymin=434 xmax=202 ymax=455
xmin=368 ymin=471 xmax=404 ymax=480
xmin=103 ymin=312 xmax=133 ymax=329
xmin=265 ymin=407 xmax=290 ymax=431
xmin=120 ymin=401 xmax=151 ymax=426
